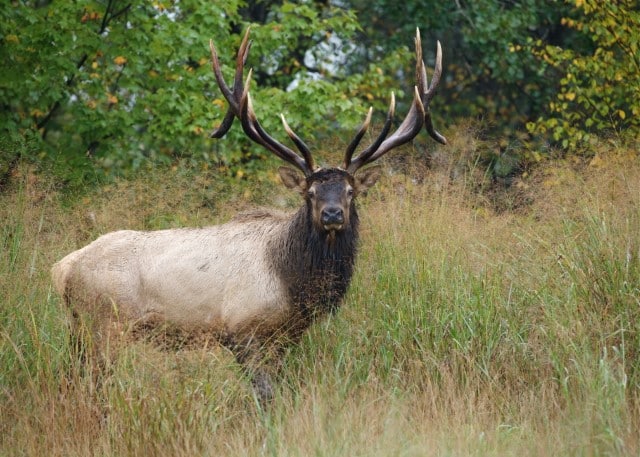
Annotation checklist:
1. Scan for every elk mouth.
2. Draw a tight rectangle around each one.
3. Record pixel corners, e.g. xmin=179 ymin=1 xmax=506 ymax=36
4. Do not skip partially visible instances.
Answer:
xmin=323 ymin=223 xmax=344 ymax=232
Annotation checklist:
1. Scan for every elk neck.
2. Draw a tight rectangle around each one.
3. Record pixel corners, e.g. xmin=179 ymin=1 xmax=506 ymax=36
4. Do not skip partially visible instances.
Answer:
xmin=269 ymin=199 xmax=360 ymax=322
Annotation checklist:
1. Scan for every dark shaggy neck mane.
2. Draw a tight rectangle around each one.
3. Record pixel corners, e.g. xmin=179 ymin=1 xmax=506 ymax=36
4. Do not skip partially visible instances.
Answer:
xmin=270 ymin=202 xmax=360 ymax=323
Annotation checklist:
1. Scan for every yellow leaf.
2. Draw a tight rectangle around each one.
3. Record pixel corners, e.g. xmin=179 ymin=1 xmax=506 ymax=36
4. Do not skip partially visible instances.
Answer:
xmin=5 ymin=34 xmax=19 ymax=44
xmin=107 ymin=94 xmax=118 ymax=104
xmin=113 ymin=56 xmax=127 ymax=66
xmin=91 ymin=61 xmax=99 ymax=69
xmin=618 ymin=110 xmax=626 ymax=120
xmin=565 ymin=92 xmax=576 ymax=101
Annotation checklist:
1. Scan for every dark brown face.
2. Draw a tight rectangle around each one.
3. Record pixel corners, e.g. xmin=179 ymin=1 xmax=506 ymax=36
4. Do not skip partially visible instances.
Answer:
xmin=279 ymin=166 xmax=382 ymax=234
xmin=306 ymin=169 xmax=354 ymax=232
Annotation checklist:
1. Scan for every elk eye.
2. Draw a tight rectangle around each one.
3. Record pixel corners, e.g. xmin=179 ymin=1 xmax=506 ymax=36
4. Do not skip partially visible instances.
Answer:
xmin=346 ymin=187 xmax=354 ymax=196
xmin=307 ymin=189 xmax=316 ymax=199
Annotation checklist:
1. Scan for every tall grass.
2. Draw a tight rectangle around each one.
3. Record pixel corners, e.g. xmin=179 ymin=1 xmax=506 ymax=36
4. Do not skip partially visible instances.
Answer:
xmin=1 ymin=149 xmax=639 ymax=456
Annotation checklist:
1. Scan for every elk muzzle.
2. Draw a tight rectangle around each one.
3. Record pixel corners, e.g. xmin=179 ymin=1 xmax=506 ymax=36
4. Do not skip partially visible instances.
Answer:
xmin=321 ymin=206 xmax=345 ymax=231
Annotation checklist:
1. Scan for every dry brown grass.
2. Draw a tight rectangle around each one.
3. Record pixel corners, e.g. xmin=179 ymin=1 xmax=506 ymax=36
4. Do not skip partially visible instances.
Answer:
xmin=1 ymin=145 xmax=639 ymax=456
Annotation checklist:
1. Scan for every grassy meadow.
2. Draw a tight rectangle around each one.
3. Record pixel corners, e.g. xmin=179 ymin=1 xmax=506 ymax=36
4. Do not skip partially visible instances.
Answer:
xmin=1 ymin=137 xmax=639 ymax=456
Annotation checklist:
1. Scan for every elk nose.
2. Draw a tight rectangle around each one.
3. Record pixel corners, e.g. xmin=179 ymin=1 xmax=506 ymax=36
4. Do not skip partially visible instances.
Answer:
xmin=321 ymin=207 xmax=344 ymax=226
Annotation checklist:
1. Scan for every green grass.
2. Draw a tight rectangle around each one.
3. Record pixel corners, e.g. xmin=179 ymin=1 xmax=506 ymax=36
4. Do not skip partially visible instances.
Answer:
xmin=1 ymin=150 xmax=639 ymax=456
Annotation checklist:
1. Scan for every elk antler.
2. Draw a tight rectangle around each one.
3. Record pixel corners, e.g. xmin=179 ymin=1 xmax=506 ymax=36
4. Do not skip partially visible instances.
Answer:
xmin=343 ymin=28 xmax=447 ymax=174
xmin=209 ymin=28 xmax=315 ymax=176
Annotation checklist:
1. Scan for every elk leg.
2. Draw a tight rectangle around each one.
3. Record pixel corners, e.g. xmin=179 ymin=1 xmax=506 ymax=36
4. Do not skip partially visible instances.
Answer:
xmin=69 ymin=310 xmax=87 ymax=367
xmin=66 ymin=305 xmax=119 ymax=395
xmin=226 ymin=336 xmax=278 ymax=404
xmin=249 ymin=369 xmax=275 ymax=405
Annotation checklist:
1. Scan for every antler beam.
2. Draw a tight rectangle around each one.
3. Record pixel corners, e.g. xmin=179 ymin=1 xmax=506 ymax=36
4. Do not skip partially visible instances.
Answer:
xmin=344 ymin=28 xmax=447 ymax=174
xmin=210 ymin=28 xmax=446 ymax=177
xmin=209 ymin=28 xmax=315 ymax=176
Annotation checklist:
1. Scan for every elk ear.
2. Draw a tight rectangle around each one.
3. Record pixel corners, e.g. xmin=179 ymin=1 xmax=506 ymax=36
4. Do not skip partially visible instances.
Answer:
xmin=355 ymin=166 xmax=382 ymax=193
xmin=279 ymin=166 xmax=307 ymax=194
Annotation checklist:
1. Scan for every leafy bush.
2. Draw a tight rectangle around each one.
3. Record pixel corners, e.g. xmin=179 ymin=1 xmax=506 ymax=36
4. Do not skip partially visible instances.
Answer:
xmin=527 ymin=0 xmax=640 ymax=150
xmin=0 ymin=1 xmax=383 ymax=184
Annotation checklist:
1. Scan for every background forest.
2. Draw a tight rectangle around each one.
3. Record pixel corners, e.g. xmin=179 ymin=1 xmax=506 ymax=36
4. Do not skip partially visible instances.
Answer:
xmin=1 ymin=0 xmax=638 ymax=185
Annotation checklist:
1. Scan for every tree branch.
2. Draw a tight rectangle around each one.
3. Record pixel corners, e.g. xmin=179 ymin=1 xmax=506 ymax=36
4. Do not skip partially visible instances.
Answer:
xmin=37 ymin=54 xmax=88 ymax=132
xmin=36 ymin=1 xmax=132 ymax=135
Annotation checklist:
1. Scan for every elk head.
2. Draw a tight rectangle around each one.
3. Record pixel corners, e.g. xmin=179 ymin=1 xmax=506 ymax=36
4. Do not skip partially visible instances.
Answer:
xmin=209 ymin=28 xmax=446 ymax=234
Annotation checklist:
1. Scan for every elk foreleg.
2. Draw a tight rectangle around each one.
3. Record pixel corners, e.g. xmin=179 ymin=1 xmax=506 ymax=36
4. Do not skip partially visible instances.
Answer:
xmin=64 ymin=296 xmax=127 ymax=395
xmin=226 ymin=336 xmax=281 ymax=405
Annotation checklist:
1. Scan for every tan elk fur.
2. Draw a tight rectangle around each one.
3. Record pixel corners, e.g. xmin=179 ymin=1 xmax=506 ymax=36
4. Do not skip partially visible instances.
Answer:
xmin=52 ymin=213 xmax=298 ymax=342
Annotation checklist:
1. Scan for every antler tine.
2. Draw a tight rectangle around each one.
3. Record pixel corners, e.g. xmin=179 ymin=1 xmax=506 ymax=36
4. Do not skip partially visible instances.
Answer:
xmin=350 ymin=88 xmax=425 ymax=170
xmin=209 ymin=28 xmax=314 ymax=176
xmin=415 ymin=28 xmax=427 ymax=91
xmin=425 ymin=110 xmax=447 ymax=145
xmin=425 ymin=41 xmax=442 ymax=104
xmin=419 ymin=38 xmax=446 ymax=144
xmin=209 ymin=30 xmax=253 ymax=138
xmin=234 ymin=28 xmax=252 ymax=96
xmin=281 ymin=114 xmax=315 ymax=171
xmin=209 ymin=39 xmax=232 ymax=105
xmin=346 ymin=28 xmax=446 ymax=173
xmin=343 ymin=107 xmax=372 ymax=169
xmin=344 ymin=93 xmax=396 ymax=172
xmin=209 ymin=36 xmax=236 ymax=138
xmin=424 ymin=40 xmax=447 ymax=145
xmin=210 ymin=105 xmax=236 ymax=139
xmin=236 ymin=71 xmax=311 ymax=173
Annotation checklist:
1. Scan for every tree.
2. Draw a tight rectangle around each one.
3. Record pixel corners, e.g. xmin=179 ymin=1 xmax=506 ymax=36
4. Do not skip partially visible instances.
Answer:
xmin=0 ymin=0 xmax=377 ymax=183
xmin=4 ymin=0 xmax=635 ymax=185
xmin=346 ymin=0 xmax=573 ymax=134
xmin=527 ymin=0 xmax=640 ymax=150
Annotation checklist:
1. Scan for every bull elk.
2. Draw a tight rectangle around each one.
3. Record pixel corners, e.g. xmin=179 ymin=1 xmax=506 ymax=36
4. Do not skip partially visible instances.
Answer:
xmin=51 ymin=28 xmax=446 ymax=402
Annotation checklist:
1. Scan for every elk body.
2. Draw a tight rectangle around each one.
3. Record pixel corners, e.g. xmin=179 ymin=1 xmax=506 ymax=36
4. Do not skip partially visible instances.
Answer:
xmin=51 ymin=28 xmax=446 ymax=401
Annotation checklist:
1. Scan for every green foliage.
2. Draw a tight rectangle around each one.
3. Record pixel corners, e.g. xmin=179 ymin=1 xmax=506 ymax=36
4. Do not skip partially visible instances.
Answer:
xmin=527 ymin=0 xmax=640 ymax=150
xmin=451 ymin=0 xmax=566 ymax=127
xmin=1 ymin=0 xmax=243 ymax=182
xmin=347 ymin=0 xmax=571 ymax=137
xmin=4 ymin=0 xmax=638 ymax=184
xmin=346 ymin=0 xmax=640 ymax=158
xmin=0 ymin=0 xmax=382 ymax=183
